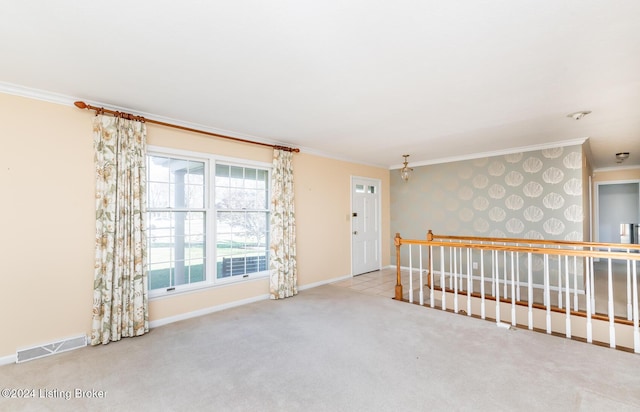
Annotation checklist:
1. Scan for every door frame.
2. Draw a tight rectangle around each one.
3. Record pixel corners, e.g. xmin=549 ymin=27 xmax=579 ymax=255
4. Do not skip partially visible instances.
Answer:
xmin=594 ymin=179 xmax=640 ymax=243
xmin=350 ymin=176 xmax=382 ymax=276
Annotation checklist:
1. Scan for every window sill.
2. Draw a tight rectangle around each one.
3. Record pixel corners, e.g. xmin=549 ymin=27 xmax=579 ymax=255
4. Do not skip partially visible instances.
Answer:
xmin=148 ymin=272 xmax=270 ymax=301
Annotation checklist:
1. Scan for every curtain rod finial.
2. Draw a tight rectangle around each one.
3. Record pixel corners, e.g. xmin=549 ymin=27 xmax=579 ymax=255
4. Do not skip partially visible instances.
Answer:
xmin=74 ymin=101 xmax=87 ymax=109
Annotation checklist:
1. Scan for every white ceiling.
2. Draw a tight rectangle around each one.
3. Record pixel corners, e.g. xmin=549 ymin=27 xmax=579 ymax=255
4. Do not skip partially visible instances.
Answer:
xmin=1 ymin=1 xmax=639 ymax=169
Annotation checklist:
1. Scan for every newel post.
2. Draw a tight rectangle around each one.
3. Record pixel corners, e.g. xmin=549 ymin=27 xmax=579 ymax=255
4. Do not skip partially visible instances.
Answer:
xmin=395 ymin=233 xmax=403 ymax=300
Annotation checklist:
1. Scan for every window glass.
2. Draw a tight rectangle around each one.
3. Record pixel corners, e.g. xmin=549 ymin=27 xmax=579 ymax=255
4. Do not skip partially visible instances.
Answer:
xmin=147 ymin=156 xmax=206 ymax=291
xmin=215 ymin=165 xmax=269 ymax=279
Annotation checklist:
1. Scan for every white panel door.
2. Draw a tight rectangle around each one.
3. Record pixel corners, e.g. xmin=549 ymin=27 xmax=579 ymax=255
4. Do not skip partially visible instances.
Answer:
xmin=352 ymin=177 xmax=381 ymax=275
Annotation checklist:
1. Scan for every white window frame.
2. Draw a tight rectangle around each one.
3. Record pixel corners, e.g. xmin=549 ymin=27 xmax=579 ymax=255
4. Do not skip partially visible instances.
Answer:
xmin=147 ymin=145 xmax=271 ymax=299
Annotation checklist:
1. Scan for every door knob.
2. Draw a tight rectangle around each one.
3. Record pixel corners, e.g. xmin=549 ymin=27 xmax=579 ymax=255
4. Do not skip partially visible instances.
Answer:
xmin=353 ymin=231 xmax=358 ymax=235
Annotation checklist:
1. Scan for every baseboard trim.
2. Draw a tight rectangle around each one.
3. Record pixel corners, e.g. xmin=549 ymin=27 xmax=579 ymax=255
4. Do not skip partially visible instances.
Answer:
xmin=299 ymin=274 xmax=352 ymax=291
xmin=149 ymin=293 xmax=270 ymax=329
xmin=150 ymin=273 xmax=354 ymax=328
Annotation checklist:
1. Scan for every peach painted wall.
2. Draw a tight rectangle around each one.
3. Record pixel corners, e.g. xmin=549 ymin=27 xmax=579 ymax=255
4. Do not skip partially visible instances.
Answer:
xmin=294 ymin=153 xmax=391 ymax=286
xmin=1 ymin=93 xmax=95 ymax=361
xmin=592 ymin=167 xmax=640 ymax=183
xmin=0 ymin=92 xmax=390 ymax=359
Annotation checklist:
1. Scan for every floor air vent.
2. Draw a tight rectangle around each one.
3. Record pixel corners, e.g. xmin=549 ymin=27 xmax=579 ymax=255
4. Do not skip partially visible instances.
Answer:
xmin=16 ymin=335 xmax=87 ymax=363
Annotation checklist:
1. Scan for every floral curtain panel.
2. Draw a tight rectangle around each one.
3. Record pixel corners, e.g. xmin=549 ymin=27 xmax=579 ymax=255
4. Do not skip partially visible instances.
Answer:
xmin=91 ymin=115 xmax=148 ymax=345
xmin=269 ymin=149 xmax=298 ymax=299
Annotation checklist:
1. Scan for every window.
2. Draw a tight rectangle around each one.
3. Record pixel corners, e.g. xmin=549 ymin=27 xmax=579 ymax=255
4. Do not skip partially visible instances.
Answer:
xmin=215 ymin=164 xmax=269 ymax=280
xmin=146 ymin=148 xmax=270 ymax=295
xmin=147 ymin=155 xmax=206 ymax=291
xmin=355 ymin=184 xmax=376 ymax=194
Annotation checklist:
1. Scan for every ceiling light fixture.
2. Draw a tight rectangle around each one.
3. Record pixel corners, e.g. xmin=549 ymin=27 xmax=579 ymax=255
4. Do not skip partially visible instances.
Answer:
xmin=400 ymin=155 xmax=413 ymax=182
xmin=566 ymin=110 xmax=592 ymax=120
xmin=616 ymin=152 xmax=630 ymax=163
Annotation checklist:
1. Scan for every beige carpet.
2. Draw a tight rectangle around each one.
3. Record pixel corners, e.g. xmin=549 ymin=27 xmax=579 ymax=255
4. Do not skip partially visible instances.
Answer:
xmin=1 ymin=284 xmax=640 ymax=411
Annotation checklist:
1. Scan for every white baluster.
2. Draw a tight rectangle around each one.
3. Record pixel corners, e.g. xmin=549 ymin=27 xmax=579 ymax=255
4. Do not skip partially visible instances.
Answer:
xmin=565 ymin=255 xmax=571 ymax=338
xmin=496 ymin=250 xmax=501 ymax=325
xmin=503 ymin=249 xmax=508 ymax=299
xmin=459 ymin=245 xmax=464 ymax=297
xmin=429 ymin=245 xmax=434 ymax=308
xmin=440 ymin=246 xmax=446 ymax=311
xmin=419 ymin=246 xmax=424 ymax=306
xmin=491 ymin=249 xmax=496 ymax=297
xmin=607 ymin=254 xmax=616 ymax=348
xmin=527 ymin=252 xmax=533 ymax=330
xmin=632 ymin=259 xmax=639 ymax=354
xmin=590 ymin=248 xmax=596 ymax=315
xmin=557 ymin=254 xmax=562 ymax=310
xmin=511 ymin=251 xmax=516 ymax=326
xmin=453 ymin=246 xmax=459 ymax=314
xmin=408 ymin=245 xmax=413 ymax=303
xmin=585 ymin=256 xmax=592 ymax=343
xmin=627 ymin=250 xmax=633 ymax=321
xmin=545 ymin=254 xmax=551 ymax=334
xmin=573 ymin=255 xmax=578 ymax=312
xmin=516 ymin=252 xmax=521 ymax=301
xmin=481 ymin=249 xmax=486 ymax=320
xmin=468 ymin=248 xmax=474 ymax=294
xmin=467 ymin=248 xmax=472 ymax=316
xmin=449 ymin=244 xmax=453 ymax=290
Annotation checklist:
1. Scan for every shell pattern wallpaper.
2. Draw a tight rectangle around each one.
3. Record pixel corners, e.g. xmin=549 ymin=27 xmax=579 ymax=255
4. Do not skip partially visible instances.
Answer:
xmin=390 ymin=144 xmax=585 ymax=282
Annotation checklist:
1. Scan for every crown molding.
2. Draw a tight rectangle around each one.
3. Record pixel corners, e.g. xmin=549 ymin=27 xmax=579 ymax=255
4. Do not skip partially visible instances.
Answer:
xmin=0 ymin=81 xmax=77 ymax=106
xmin=296 ymin=146 xmax=387 ymax=168
xmin=0 ymin=81 xmax=291 ymax=147
xmin=593 ymin=164 xmax=640 ymax=173
xmin=389 ymin=138 xmax=589 ymax=170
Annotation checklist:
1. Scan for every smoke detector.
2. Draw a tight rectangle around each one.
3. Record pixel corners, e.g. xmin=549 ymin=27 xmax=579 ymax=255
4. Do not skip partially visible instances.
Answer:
xmin=566 ymin=111 xmax=591 ymax=120
xmin=616 ymin=152 xmax=630 ymax=163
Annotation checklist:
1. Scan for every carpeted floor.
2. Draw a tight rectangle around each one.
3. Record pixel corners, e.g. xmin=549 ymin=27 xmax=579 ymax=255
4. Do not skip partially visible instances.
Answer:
xmin=1 ymin=283 xmax=640 ymax=411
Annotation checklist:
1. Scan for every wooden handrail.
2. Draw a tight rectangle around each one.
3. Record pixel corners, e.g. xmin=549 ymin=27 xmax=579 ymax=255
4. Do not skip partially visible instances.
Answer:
xmin=397 ymin=237 xmax=640 ymax=261
xmin=427 ymin=230 xmax=640 ymax=251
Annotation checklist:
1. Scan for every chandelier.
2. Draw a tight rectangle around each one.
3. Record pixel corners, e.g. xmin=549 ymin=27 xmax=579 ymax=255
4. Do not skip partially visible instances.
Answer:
xmin=399 ymin=155 xmax=413 ymax=182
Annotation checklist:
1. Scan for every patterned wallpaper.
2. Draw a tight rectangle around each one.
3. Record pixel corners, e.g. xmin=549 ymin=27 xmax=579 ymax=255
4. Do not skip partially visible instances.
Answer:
xmin=391 ymin=144 xmax=585 ymax=246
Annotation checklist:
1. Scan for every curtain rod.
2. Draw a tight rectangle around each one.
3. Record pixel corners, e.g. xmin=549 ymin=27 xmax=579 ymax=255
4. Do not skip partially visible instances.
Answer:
xmin=73 ymin=101 xmax=299 ymax=153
